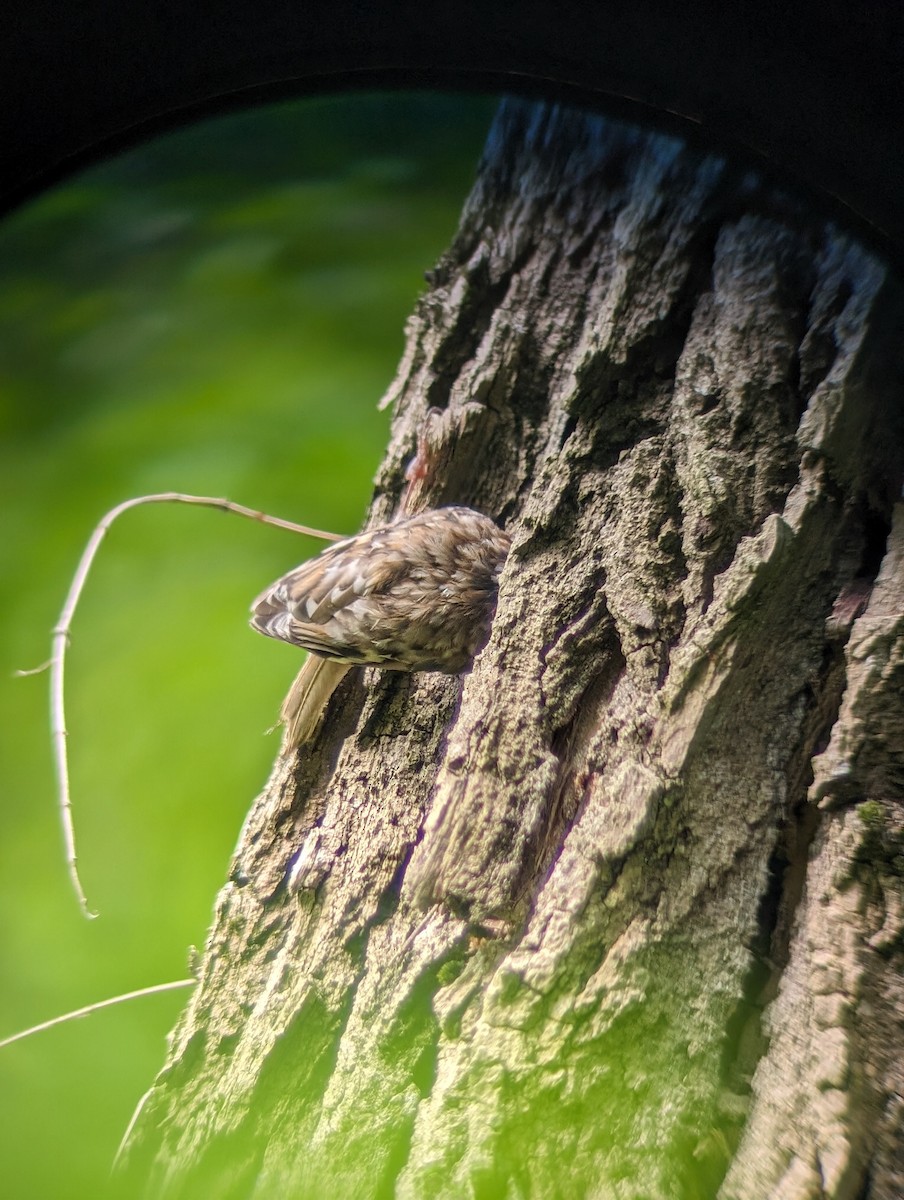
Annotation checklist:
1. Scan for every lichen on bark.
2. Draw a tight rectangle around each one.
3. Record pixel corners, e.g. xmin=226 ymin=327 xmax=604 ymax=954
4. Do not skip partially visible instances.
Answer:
xmin=119 ymin=100 xmax=904 ymax=1200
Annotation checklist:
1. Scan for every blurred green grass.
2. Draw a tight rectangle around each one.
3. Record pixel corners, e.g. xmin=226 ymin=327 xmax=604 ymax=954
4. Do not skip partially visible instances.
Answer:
xmin=0 ymin=91 xmax=493 ymax=1199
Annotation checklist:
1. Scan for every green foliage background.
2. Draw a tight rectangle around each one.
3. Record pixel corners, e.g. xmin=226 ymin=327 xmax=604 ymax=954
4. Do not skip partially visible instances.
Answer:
xmin=0 ymin=92 xmax=493 ymax=1198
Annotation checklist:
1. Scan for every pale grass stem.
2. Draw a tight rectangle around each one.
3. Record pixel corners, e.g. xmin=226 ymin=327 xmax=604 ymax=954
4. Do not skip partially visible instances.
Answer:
xmin=0 ymin=979 xmax=196 ymax=1050
xmin=18 ymin=492 xmax=344 ymax=918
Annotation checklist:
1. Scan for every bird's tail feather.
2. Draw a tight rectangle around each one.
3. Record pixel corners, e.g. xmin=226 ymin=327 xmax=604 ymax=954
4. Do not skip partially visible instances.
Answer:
xmin=280 ymin=657 xmax=350 ymax=751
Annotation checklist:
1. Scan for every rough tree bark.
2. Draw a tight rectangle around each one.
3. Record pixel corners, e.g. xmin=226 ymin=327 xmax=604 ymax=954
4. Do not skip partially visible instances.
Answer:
xmin=119 ymin=101 xmax=904 ymax=1200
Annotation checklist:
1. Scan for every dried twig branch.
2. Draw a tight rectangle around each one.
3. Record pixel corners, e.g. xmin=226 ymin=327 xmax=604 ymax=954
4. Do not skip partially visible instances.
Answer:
xmin=0 ymin=978 xmax=195 ymax=1050
xmin=19 ymin=492 xmax=344 ymax=919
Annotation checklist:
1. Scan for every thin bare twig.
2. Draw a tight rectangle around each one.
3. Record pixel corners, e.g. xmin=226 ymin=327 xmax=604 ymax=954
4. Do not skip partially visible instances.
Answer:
xmin=22 ymin=492 xmax=344 ymax=918
xmin=0 ymin=978 xmax=195 ymax=1050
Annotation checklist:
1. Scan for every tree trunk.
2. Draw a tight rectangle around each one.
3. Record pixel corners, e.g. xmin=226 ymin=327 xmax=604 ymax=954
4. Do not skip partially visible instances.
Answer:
xmin=119 ymin=100 xmax=904 ymax=1200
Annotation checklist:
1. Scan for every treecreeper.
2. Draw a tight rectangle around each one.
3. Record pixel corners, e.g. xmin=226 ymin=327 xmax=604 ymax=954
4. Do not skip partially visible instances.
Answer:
xmin=250 ymin=505 xmax=510 ymax=748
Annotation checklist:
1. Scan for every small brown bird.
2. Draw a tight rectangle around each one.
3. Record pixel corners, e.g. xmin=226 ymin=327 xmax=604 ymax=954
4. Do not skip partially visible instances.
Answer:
xmin=251 ymin=506 xmax=510 ymax=749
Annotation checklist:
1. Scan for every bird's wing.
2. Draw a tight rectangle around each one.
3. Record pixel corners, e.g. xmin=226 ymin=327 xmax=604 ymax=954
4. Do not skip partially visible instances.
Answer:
xmin=250 ymin=527 xmax=409 ymax=657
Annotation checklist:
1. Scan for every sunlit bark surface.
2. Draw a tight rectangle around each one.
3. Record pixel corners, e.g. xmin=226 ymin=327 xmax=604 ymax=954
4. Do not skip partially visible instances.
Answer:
xmin=120 ymin=100 xmax=904 ymax=1200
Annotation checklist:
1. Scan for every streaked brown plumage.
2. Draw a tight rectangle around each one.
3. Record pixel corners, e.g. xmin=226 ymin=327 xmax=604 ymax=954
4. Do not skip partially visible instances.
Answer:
xmin=251 ymin=506 xmax=510 ymax=748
